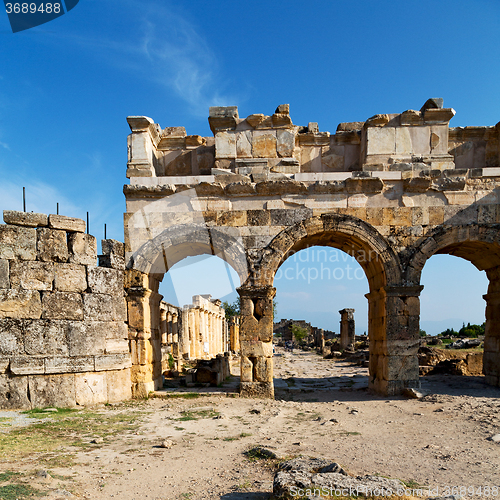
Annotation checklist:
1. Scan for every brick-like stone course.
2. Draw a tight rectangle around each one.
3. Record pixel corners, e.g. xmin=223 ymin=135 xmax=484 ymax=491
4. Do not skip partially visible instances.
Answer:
xmin=0 ymin=212 xmax=131 ymax=409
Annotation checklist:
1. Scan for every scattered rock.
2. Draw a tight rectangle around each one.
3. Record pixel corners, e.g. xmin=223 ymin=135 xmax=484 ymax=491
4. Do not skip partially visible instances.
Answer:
xmin=246 ymin=446 xmax=280 ymax=459
xmin=249 ymin=409 xmax=261 ymax=414
xmin=488 ymin=434 xmax=500 ymax=443
xmin=90 ymin=437 xmax=104 ymax=444
xmin=402 ymin=388 xmax=424 ymax=399
xmin=42 ymin=408 xmax=58 ymax=412
xmin=159 ymin=439 xmax=174 ymax=449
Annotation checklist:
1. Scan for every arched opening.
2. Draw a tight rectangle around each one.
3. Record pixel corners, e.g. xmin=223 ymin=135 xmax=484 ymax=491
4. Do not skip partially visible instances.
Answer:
xmin=419 ymin=254 xmax=487 ymax=390
xmin=272 ymin=245 xmax=370 ymax=395
xmin=408 ymin=226 xmax=500 ymax=390
xmin=237 ymin=215 xmax=413 ymax=398
xmin=125 ymin=224 xmax=247 ymax=397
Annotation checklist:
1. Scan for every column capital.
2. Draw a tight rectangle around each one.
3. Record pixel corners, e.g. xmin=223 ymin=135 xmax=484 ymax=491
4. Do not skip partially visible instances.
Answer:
xmin=237 ymin=285 xmax=276 ymax=300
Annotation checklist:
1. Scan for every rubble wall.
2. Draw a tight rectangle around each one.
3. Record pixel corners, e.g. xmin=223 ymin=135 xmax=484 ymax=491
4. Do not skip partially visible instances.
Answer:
xmin=0 ymin=211 xmax=131 ymax=409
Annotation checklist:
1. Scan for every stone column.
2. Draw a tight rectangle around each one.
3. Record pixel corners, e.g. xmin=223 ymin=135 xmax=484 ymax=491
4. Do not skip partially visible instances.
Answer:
xmin=125 ymin=270 xmax=163 ymax=397
xmin=366 ymin=285 xmax=422 ymax=396
xmin=160 ymin=308 xmax=168 ymax=345
xmin=339 ymin=308 xmax=355 ymax=351
xmin=166 ymin=312 xmax=173 ymax=345
xmin=238 ymin=285 xmax=275 ymax=399
xmin=483 ymin=291 xmax=500 ymax=386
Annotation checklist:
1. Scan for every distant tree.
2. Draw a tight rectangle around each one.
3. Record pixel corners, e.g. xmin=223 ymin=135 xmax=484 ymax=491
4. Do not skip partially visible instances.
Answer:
xmin=222 ymin=298 xmax=240 ymax=320
xmin=291 ymin=324 xmax=308 ymax=345
xmin=419 ymin=329 xmax=427 ymax=337
xmin=439 ymin=327 xmax=458 ymax=337
xmin=458 ymin=322 xmax=484 ymax=338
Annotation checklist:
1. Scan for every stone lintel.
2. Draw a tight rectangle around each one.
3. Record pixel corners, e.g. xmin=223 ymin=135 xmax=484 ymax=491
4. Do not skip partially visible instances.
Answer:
xmin=3 ymin=211 xmax=48 ymax=227
xmin=384 ymin=285 xmax=424 ymax=297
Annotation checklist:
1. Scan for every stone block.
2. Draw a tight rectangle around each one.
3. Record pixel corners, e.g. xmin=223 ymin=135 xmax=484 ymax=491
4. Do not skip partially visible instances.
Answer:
xmin=240 ymin=340 xmax=273 ymax=357
xmin=131 ymin=362 xmax=154 ymax=384
xmin=383 ymin=354 xmax=420 ymax=380
xmin=241 ymin=356 xmax=253 ymax=383
xmin=106 ymin=368 xmax=132 ymax=402
xmin=45 ymin=355 xmax=95 ymax=374
xmin=37 ymin=228 xmax=68 ymax=262
xmin=84 ymin=294 xmax=126 ymax=321
xmin=95 ymin=353 xmax=132 ymax=371
xmin=75 ymin=372 xmax=107 ymax=405
xmin=10 ymin=356 xmax=44 ymax=375
xmin=215 ymin=131 xmax=237 ymax=158
xmin=0 ymin=289 xmax=41 ymax=319
xmin=24 ymin=319 xmax=69 ymax=356
xmin=0 ymin=225 xmax=36 ymax=260
xmin=28 ymin=374 xmax=76 ymax=408
xmin=277 ymin=130 xmax=295 ymax=157
xmin=104 ymin=321 xmax=128 ymax=340
xmin=67 ymin=321 xmax=106 ymax=356
xmin=366 ymin=127 xmax=396 ymax=155
xmin=68 ymin=233 xmax=97 ymax=266
xmin=98 ymin=254 xmax=125 ymax=270
xmin=42 ymin=292 xmax=83 ymax=320
xmin=102 ymin=239 xmax=125 ymax=257
xmin=10 ymin=261 xmax=54 ymax=290
xmin=253 ymin=356 xmax=272 ymax=382
xmin=270 ymin=208 xmax=312 ymax=226
xmin=253 ymin=131 xmax=277 ymax=158
xmin=3 ymin=210 xmax=48 ymax=227
xmin=0 ymin=259 xmax=8 ymax=289
xmin=0 ymin=319 xmax=24 ymax=355
xmin=87 ymin=267 xmax=123 ymax=295
xmin=54 ymin=263 xmax=87 ymax=292
xmin=0 ymin=374 xmax=30 ymax=409
xmin=48 ymin=214 xmax=85 ymax=233
xmin=236 ymin=131 xmax=252 ymax=158
xmin=105 ymin=338 xmax=130 ymax=354
xmin=247 ymin=210 xmax=271 ymax=226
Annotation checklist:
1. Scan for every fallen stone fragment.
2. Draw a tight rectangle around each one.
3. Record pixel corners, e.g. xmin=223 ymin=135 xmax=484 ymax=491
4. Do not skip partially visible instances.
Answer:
xmin=488 ymin=434 xmax=500 ymax=443
xmin=402 ymin=388 xmax=425 ymax=399
xmin=160 ymin=439 xmax=174 ymax=448
xmin=90 ymin=437 xmax=104 ymax=444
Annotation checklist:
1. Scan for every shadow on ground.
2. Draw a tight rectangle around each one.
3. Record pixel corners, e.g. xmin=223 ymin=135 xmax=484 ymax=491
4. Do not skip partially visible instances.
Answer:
xmin=220 ymin=493 xmax=271 ymax=499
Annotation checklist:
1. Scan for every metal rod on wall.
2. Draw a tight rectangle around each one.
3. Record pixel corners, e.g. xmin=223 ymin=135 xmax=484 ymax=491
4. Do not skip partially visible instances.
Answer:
xmin=86 ymin=212 xmax=89 ymax=235
xmin=57 ymin=203 xmax=59 ymax=215
xmin=104 ymin=223 xmax=107 ymax=240
xmin=23 ymin=187 xmax=26 ymax=212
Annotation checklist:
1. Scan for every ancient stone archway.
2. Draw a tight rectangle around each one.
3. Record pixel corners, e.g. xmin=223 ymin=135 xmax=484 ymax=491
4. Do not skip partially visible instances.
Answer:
xmin=125 ymin=222 xmax=247 ymax=396
xmin=124 ymin=100 xmax=500 ymax=398
xmin=237 ymin=214 xmax=424 ymax=398
xmin=407 ymin=224 xmax=500 ymax=386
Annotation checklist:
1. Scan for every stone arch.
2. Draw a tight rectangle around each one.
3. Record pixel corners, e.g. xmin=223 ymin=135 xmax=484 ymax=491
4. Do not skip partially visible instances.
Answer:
xmin=238 ymin=214 xmax=419 ymax=398
xmin=125 ymin=222 xmax=248 ymax=397
xmin=407 ymin=224 xmax=500 ymax=387
xmin=255 ymin=214 xmax=402 ymax=289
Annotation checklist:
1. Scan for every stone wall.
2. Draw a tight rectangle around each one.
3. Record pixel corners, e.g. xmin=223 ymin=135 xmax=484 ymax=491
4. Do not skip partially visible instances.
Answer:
xmin=0 ymin=211 xmax=131 ymax=409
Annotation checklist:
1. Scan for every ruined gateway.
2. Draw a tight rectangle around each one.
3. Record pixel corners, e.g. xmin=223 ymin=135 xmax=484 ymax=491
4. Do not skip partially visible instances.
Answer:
xmin=1 ymin=98 xmax=500 ymax=407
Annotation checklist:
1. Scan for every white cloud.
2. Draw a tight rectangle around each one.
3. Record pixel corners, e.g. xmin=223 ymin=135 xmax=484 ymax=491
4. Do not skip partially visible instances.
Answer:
xmin=0 ymin=141 xmax=9 ymax=151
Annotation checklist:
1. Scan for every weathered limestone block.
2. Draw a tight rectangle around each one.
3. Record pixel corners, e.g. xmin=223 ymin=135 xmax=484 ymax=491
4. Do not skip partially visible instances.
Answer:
xmin=0 ymin=289 xmax=41 ymax=319
xmin=37 ymin=228 xmax=68 ymax=262
xmin=84 ymin=294 xmax=127 ymax=321
xmin=106 ymin=368 xmax=132 ymax=402
xmin=240 ymin=356 xmax=253 ymax=383
xmin=48 ymin=214 xmax=85 ymax=233
xmin=10 ymin=356 xmax=44 ymax=375
xmin=0 ymin=319 xmax=24 ymax=355
xmin=240 ymin=381 xmax=274 ymax=399
xmin=104 ymin=321 xmax=128 ymax=340
xmin=45 ymin=355 xmax=95 ymax=374
xmin=253 ymin=131 xmax=277 ymax=158
xmin=382 ymin=355 xmax=420 ymax=381
xmin=0 ymin=357 xmax=9 ymax=373
xmin=67 ymin=321 xmax=106 ymax=356
xmin=240 ymin=340 xmax=273 ymax=357
xmin=68 ymin=233 xmax=97 ymax=266
xmin=54 ymin=263 xmax=87 ymax=292
xmin=100 ymin=239 xmax=125 ymax=269
xmin=3 ymin=210 xmax=48 ymax=227
xmin=0 ymin=225 xmax=36 ymax=260
xmin=277 ymin=130 xmax=295 ymax=158
xmin=236 ymin=131 xmax=252 ymax=158
xmin=28 ymin=374 xmax=76 ymax=408
xmin=10 ymin=261 xmax=54 ymax=290
xmin=0 ymin=374 xmax=30 ymax=409
xmin=87 ymin=267 xmax=124 ymax=295
xmin=253 ymin=356 xmax=272 ymax=382
xmin=75 ymin=372 xmax=107 ymax=405
xmin=0 ymin=259 xmax=8 ymax=289
xmin=42 ymin=292 xmax=83 ymax=320
xmin=215 ymin=131 xmax=237 ymax=158
xmin=98 ymin=254 xmax=125 ymax=270
xmin=24 ymin=320 xmax=69 ymax=356
xmin=102 ymin=239 xmax=125 ymax=257
xmin=105 ymin=338 xmax=130 ymax=354
xmin=95 ymin=353 xmax=132 ymax=371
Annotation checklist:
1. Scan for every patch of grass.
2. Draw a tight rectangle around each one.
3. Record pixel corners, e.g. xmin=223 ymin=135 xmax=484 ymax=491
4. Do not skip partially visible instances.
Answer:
xmin=0 ymin=483 xmax=45 ymax=499
xmin=0 ymin=408 xmax=144 ymax=465
xmin=0 ymin=471 xmax=21 ymax=482
xmin=174 ymin=426 xmax=185 ymax=431
xmin=337 ymin=431 xmax=361 ymax=436
xmin=239 ymin=432 xmax=252 ymax=438
xmin=223 ymin=436 xmax=238 ymax=441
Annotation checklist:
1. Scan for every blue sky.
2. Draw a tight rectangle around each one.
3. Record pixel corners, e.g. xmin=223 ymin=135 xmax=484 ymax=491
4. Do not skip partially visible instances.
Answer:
xmin=0 ymin=0 xmax=498 ymax=333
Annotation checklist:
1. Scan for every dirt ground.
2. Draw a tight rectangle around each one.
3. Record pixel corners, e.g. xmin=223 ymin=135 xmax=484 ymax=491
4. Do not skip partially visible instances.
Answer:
xmin=1 ymin=346 xmax=500 ymax=500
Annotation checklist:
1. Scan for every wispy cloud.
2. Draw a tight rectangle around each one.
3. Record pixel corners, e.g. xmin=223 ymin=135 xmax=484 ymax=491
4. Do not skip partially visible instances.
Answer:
xmin=0 ymin=141 xmax=10 ymax=151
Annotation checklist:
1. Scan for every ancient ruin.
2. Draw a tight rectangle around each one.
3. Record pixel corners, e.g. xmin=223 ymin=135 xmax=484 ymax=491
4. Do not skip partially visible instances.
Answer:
xmin=2 ymin=98 xmax=500 ymax=407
